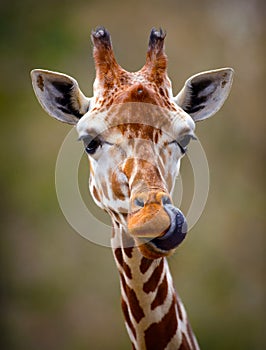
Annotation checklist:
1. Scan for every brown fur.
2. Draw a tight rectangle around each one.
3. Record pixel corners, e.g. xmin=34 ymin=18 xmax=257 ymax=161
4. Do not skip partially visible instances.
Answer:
xmin=143 ymin=258 xmax=164 ymax=293
xmin=144 ymin=297 xmax=178 ymax=350
xmin=120 ymin=273 xmax=145 ymax=323
xmin=151 ymin=274 xmax=168 ymax=310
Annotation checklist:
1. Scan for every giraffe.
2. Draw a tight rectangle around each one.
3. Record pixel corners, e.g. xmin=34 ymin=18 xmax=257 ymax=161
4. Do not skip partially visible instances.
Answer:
xmin=31 ymin=27 xmax=233 ymax=350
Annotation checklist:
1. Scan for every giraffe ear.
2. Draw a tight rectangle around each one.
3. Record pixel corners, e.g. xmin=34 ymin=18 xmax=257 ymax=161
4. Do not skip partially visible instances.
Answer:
xmin=174 ymin=68 xmax=234 ymax=122
xmin=31 ymin=69 xmax=91 ymax=125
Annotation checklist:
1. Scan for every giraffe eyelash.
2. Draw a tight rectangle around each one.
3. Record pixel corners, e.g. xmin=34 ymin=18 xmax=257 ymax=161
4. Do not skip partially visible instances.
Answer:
xmin=170 ymin=134 xmax=197 ymax=154
xmin=177 ymin=142 xmax=187 ymax=154
xmin=85 ymin=137 xmax=102 ymax=154
xmin=79 ymin=135 xmax=114 ymax=155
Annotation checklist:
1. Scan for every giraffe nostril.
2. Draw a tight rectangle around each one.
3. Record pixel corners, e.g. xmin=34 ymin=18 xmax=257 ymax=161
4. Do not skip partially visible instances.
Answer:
xmin=134 ymin=197 xmax=145 ymax=208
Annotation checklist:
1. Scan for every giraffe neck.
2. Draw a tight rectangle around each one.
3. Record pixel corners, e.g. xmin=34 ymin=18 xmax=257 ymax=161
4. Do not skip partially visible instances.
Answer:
xmin=111 ymin=223 xmax=200 ymax=350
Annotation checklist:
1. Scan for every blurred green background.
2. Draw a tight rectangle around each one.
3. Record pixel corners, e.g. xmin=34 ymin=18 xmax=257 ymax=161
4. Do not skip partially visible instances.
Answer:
xmin=1 ymin=0 xmax=265 ymax=349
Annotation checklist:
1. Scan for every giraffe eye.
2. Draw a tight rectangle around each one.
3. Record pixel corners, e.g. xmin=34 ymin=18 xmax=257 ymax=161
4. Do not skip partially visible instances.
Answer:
xmin=85 ymin=137 xmax=102 ymax=154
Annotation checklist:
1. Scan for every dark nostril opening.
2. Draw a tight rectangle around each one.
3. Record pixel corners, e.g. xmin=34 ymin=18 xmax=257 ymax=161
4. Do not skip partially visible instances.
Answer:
xmin=134 ymin=197 xmax=145 ymax=208
xmin=162 ymin=196 xmax=171 ymax=205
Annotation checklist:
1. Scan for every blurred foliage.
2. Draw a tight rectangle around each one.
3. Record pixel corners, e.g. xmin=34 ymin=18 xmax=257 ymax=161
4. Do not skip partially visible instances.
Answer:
xmin=0 ymin=0 xmax=265 ymax=349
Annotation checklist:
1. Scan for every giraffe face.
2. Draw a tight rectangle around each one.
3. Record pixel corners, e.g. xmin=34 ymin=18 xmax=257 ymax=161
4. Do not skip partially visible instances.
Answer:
xmin=31 ymin=27 xmax=234 ymax=259
xmin=76 ymin=100 xmax=195 ymax=258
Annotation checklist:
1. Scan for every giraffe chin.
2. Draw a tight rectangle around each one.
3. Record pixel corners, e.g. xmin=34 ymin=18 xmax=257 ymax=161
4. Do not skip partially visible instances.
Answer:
xmin=135 ymin=205 xmax=188 ymax=259
xmin=136 ymin=239 xmax=175 ymax=259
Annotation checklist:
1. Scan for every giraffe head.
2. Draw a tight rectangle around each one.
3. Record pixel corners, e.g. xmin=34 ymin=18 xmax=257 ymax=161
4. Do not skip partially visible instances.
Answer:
xmin=31 ymin=27 xmax=233 ymax=259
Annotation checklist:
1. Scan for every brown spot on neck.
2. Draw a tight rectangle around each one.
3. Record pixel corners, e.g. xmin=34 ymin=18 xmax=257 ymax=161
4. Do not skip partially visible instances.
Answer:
xmin=144 ymin=296 xmax=178 ymax=350
xmin=114 ymin=248 xmax=132 ymax=279
xmin=143 ymin=258 xmax=164 ymax=293
xmin=124 ymin=246 xmax=133 ymax=258
xmin=121 ymin=298 xmax=137 ymax=340
xmin=140 ymin=257 xmax=153 ymax=274
xmin=151 ymin=274 xmax=168 ymax=310
xmin=120 ymin=273 xmax=145 ymax=323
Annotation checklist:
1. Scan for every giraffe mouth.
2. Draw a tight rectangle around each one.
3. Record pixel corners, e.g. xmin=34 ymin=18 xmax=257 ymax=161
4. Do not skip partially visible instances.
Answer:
xmin=149 ymin=205 xmax=187 ymax=251
xmin=131 ymin=204 xmax=188 ymax=259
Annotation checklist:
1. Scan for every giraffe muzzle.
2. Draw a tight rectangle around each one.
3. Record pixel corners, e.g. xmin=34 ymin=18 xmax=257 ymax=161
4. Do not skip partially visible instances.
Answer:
xmin=128 ymin=191 xmax=172 ymax=238
xmin=128 ymin=192 xmax=187 ymax=257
